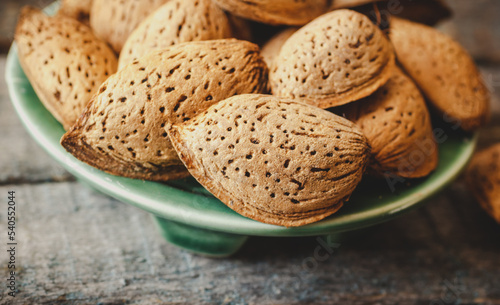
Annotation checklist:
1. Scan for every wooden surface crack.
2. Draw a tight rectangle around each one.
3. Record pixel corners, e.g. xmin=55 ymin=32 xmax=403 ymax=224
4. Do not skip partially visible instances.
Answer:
xmin=0 ymin=175 xmax=76 ymax=187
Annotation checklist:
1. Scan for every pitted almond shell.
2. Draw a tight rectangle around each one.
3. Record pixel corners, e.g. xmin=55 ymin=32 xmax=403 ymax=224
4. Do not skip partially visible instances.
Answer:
xmin=61 ymin=40 xmax=269 ymax=181
xmin=340 ymin=68 xmax=438 ymax=178
xmin=270 ymin=9 xmax=395 ymax=109
xmin=466 ymin=144 xmax=500 ymax=224
xmin=168 ymin=94 xmax=371 ymax=227
xmin=90 ymin=0 xmax=169 ymax=53
xmin=389 ymin=17 xmax=490 ymax=131
xmin=118 ymin=0 xmax=232 ymax=69
xmin=261 ymin=27 xmax=297 ymax=69
xmin=15 ymin=6 xmax=118 ymax=130
xmin=58 ymin=0 xmax=93 ymax=25
xmin=212 ymin=0 xmax=330 ymax=26
xmin=329 ymin=0 xmax=382 ymax=10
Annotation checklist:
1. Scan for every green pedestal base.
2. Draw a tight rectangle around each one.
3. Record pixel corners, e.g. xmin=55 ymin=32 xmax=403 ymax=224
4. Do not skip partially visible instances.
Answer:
xmin=153 ymin=216 xmax=248 ymax=257
xmin=152 ymin=216 xmax=376 ymax=257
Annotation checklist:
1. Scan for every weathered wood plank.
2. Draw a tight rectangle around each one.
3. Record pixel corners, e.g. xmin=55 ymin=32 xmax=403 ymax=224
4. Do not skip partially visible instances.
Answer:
xmin=0 ymin=180 xmax=500 ymax=304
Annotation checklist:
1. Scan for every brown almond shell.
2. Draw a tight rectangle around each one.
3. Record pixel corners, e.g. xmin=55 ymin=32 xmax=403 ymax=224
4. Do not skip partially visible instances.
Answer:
xmin=389 ymin=17 xmax=490 ymax=131
xmin=15 ymin=6 xmax=118 ymax=130
xmin=58 ymin=0 xmax=93 ymax=25
xmin=118 ymin=0 xmax=232 ymax=69
xmin=61 ymin=40 xmax=269 ymax=181
xmin=466 ymin=144 xmax=500 ymax=224
xmin=270 ymin=9 xmax=395 ymax=109
xmin=90 ymin=0 xmax=169 ymax=53
xmin=168 ymin=94 xmax=371 ymax=227
xmin=212 ymin=0 xmax=330 ymax=26
xmin=340 ymin=68 xmax=439 ymax=178
xmin=260 ymin=27 xmax=298 ymax=69
xmin=330 ymin=0 xmax=382 ymax=10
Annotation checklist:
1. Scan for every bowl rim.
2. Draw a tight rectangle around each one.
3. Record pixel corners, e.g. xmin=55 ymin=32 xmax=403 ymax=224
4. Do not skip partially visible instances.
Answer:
xmin=4 ymin=3 xmax=478 ymax=236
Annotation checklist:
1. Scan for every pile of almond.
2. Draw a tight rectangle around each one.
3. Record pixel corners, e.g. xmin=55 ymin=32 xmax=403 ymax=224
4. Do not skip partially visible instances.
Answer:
xmin=15 ymin=0 xmax=491 ymax=227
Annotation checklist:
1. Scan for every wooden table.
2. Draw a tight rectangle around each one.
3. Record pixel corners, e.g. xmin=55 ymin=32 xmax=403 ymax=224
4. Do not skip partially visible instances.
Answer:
xmin=1 ymin=1 xmax=500 ymax=304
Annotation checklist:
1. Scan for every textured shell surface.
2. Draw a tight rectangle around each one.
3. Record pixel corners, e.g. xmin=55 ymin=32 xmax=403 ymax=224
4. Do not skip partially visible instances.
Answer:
xmin=15 ymin=6 xmax=118 ymax=130
xmin=389 ymin=17 xmax=490 ymax=131
xmin=169 ymin=94 xmax=371 ymax=227
xmin=261 ymin=27 xmax=298 ymax=69
xmin=61 ymin=40 xmax=269 ymax=181
xmin=329 ymin=0 xmax=382 ymax=10
xmin=212 ymin=0 xmax=330 ymax=26
xmin=119 ymin=0 xmax=232 ymax=69
xmin=90 ymin=0 xmax=170 ymax=53
xmin=270 ymin=9 xmax=395 ymax=109
xmin=58 ymin=0 xmax=93 ymax=24
xmin=466 ymin=144 xmax=500 ymax=224
xmin=340 ymin=68 xmax=438 ymax=178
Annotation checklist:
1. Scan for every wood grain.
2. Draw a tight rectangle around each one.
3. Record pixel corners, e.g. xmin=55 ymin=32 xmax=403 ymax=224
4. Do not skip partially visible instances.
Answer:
xmin=0 ymin=182 xmax=499 ymax=304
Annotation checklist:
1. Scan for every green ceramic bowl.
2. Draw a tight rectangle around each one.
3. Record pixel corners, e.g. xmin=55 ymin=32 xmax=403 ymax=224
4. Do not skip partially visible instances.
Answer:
xmin=5 ymin=2 xmax=477 ymax=256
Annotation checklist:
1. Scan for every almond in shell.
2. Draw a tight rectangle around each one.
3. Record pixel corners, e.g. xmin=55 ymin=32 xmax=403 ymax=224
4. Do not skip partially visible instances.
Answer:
xmin=15 ymin=6 xmax=118 ymax=130
xmin=168 ymin=94 xmax=371 ymax=227
xmin=61 ymin=40 xmax=269 ymax=181
xmin=212 ymin=0 xmax=330 ymax=26
xmin=270 ymin=9 xmax=395 ymax=109
xmin=119 ymin=0 xmax=232 ymax=69
xmin=58 ymin=0 xmax=93 ymax=25
xmin=466 ymin=144 xmax=500 ymax=224
xmin=389 ymin=17 xmax=490 ymax=131
xmin=90 ymin=0 xmax=169 ymax=53
xmin=329 ymin=0 xmax=382 ymax=10
xmin=261 ymin=27 xmax=297 ymax=69
xmin=340 ymin=68 xmax=438 ymax=178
